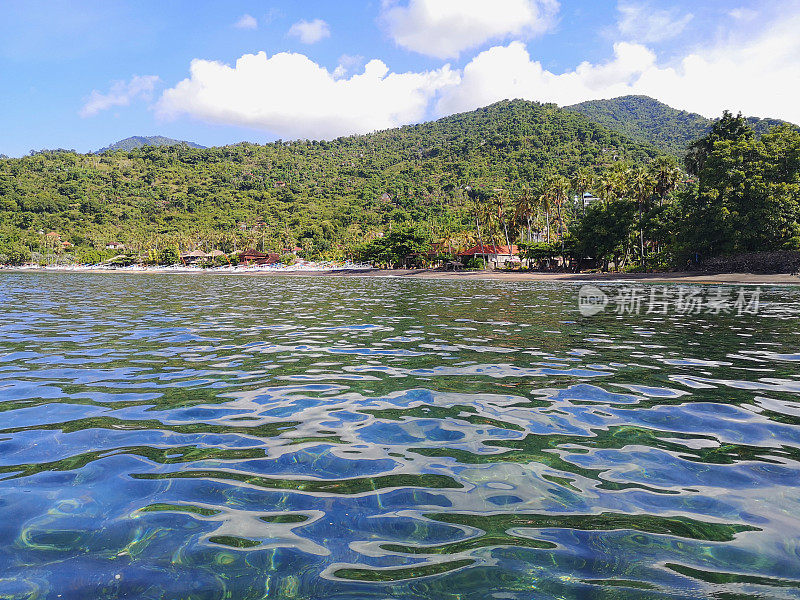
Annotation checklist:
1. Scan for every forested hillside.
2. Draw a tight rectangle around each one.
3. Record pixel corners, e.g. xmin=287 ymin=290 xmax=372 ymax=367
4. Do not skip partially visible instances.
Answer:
xmin=566 ymin=95 xmax=786 ymax=158
xmin=0 ymin=100 xmax=659 ymax=260
xmin=97 ymin=136 xmax=206 ymax=154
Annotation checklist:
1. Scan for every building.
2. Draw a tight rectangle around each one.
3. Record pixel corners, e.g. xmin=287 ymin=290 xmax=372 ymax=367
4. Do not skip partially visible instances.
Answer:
xmin=239 ymin=249 xmax=281 ymax=266
xmin=180 ymin=250 xmax=208 ymax=264
xmin=106 ymin=242 xmax=125 ymax=251
xmin=578 ymin=192 xmax=601 ymax=207
xmin=458 ymin=244 xmax=520 ymax=269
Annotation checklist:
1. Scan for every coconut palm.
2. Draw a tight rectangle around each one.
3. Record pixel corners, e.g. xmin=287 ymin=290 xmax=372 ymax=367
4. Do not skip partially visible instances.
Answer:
xmin=597 ymin=175 xmax=615 ymax=206
xmin=571 ymin=167 xmax=594 ymax=215
xmin=514 ymin=188 xmax=538 ymax=242
xmin=537 ymin=189 xmax=552 ymax=243
xmin=649 ymin=156 xmax=682 ymax=206
xmin=628 ymin=166 xmax=656 ymax=270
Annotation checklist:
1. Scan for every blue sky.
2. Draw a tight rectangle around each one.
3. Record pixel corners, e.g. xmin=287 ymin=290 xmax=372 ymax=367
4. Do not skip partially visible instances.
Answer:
xmin=1 ymin=0 xmax=797 ymax=157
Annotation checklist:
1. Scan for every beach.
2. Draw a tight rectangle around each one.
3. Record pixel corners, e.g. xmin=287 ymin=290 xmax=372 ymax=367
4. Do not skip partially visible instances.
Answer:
xmin=2 ymin=264 xmax=799 ymax=285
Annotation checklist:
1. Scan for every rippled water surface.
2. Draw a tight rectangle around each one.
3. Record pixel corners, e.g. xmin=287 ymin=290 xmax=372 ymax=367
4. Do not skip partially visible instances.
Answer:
xmin=2 ymin=273 xmax=800 ymax=599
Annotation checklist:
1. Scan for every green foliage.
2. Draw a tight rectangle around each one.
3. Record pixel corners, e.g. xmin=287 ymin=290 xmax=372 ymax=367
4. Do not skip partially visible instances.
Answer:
xmin=0 ymin=244 xmax=31 ymax=265
xmin=674 ymin=116 xmax=800 ymax=260
xmin=0 ymin=99 xmax=659 ymax=266
xmin=0 ymin=101 xmax=796 ymax=272
xmin=98 ymin=136 xmax=205 ymax=154
xmin=572 ymin=200 xmax=636 ymax=265
xmin=567 ymin=95 xmax=788 ymax=159
xmin=356 ymin=225 xmax=431 ymax=267
xmin=463 ymin=256 xmax=485 ymax=270
xmin=520 ymin=242 xmax=558 ymax=261
xmin=74 ymin=247 xmax=110 ymax=265
xmin=280 ymin=253 xmax=297 ymax=266
xmin=158 ymin=248 xmax=179 ymax=266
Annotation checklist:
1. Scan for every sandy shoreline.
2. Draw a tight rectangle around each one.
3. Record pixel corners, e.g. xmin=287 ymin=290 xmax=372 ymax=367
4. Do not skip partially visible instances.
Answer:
xmin=2 ymin=266 xmax=799 ymax=285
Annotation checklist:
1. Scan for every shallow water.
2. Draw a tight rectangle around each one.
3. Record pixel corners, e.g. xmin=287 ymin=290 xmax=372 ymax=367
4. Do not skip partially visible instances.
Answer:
xmin=1 ymin=273 xmax=800 ymax=600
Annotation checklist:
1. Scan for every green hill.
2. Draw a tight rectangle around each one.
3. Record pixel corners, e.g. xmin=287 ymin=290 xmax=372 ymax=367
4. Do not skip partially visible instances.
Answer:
xmin=0 ymin=100 xmax=661 ymax=258
xmin=97 ymin=136 xmax=206 ymax=153
xmin=565 ymin=95 xmax=786 ymax=157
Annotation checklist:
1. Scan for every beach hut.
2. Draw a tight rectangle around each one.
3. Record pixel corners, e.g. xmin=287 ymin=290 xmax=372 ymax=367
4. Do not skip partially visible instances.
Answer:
xmin=180 ymin=250 xmax=208 ymax=264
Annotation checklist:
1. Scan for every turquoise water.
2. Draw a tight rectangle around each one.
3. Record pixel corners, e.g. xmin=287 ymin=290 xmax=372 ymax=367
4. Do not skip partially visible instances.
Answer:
xmin=1 ymin=273 xmax=800 ymax=600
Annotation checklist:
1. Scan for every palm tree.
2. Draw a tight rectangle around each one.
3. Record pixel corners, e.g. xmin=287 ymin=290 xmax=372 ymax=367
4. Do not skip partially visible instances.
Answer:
xmin=571 ymin=167 xmax=594 ymax=216
xmin=649 ymin=156 xmax=681 ymax=206
xmin=543 ymin=174 xmax=571 ymax=262
xmin=537 ymin=189 xmax=552 ymax=243
xmin=467 ymin=189 xmax=493 ymax=254
xmin=492 ymin=189 xmax=513 ymax=251
xmin=514 ymin=188 xmax=537 ymax=242
xmin=628 ymin=166 xmax=656 ymax=271
xmin=597 ymin=175 xmax=616 ymax=206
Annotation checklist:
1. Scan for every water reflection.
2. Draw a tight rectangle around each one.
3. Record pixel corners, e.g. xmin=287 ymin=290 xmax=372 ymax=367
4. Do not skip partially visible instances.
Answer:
xmin=0 ymin=273 xmax=799 ymax=599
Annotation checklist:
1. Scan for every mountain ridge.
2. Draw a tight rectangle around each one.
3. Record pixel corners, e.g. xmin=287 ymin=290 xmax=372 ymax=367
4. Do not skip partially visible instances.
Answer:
xmin=97 ymin=136 xmax=206 ymax=153
xmin=564 ymin=95 xmax=787 ymax=157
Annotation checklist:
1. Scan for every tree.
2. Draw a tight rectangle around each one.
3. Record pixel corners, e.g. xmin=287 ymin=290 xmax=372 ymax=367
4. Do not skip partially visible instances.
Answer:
xmin=685 ymin=111 xmax=754 ymax=176
xmin=649 ymin=156 xmax=681 ymax=206
xmin=571 ymin=167 xmax=594 ymax=215
xmin=357 ymin=224 xmax=431 ymax=267
xmin=573 ymin=200 xmax=637 ymax=271
xmin=543 ymin=174 xmax=570 ymax=259
xmin=628 ymin=166 xmax=655 ymax=270
xmin=676 ymin=117 xmax=800 ymax=260
xmin=514 ymin=187 xmax=538 ymax=242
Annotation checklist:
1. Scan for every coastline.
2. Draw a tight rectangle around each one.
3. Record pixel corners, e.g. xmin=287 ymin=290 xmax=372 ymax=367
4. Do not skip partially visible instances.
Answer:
xmin=2 ymin=265 xmax=799 ymax=285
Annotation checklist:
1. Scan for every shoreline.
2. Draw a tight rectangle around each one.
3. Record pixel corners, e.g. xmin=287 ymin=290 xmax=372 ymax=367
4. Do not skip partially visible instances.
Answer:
xmin=2 ymin=265 xmax=799 ymax=285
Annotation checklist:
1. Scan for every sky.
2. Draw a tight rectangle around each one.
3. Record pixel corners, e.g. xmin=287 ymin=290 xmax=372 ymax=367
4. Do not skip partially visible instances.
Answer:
xmin=1 ymin=0 xmax=798 ymax=157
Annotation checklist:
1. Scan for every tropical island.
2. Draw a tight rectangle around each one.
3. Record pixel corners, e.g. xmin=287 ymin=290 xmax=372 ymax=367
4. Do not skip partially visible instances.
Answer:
xmin=1 ymin=96 xmax=798 ymax=276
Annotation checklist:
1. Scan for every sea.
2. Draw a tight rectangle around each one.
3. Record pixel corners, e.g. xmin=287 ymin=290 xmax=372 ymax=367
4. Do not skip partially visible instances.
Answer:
xmin=1 ymin=272 xmax=799 ymax=599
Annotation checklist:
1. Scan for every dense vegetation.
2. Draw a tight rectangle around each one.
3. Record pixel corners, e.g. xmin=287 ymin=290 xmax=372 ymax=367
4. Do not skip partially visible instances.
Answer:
xmin=0 ymin=101 xmax=797 ymax=272
xmin=0 ymin=100 xmax=658 ymax=264
xmin=566 ymin=95 xmax=786 ymax=158
xmin=97 ymin=136 xmax=206 ymax=154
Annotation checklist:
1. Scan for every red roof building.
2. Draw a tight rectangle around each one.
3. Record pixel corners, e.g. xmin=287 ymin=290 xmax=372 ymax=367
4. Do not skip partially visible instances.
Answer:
xmin=239 ymin=249 xmax=281 ymax=266
xmin=458 ymin=244 xmax=519 ymax=257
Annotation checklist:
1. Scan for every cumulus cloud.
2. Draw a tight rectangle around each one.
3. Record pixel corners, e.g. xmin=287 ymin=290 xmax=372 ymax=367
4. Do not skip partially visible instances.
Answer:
xmin=80 ymin=75 xmax=160 ymax=117
xmin=437 ymin=12 xmax=800 ymax=123
xmin=287 ymin=19 xmax=330 ymax=44
xmin=234 ymin=14 xmax=258 ymax=30
xmin=155 ymin=8 xmax=800 ymax=141
xmin=380 ymin=0 xmax=559 ymax=59
xmin=157 ymin=51 xmax=459 ymax=139
xmin=616 ymin=1 xmax=693 ymax=43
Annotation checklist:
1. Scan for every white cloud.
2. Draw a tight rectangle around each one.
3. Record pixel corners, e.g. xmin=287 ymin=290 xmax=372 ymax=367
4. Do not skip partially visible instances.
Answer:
xmin=616 ymin=1 xmax=693 ymax=43
xmin=80 ymin=75 xmax=160 ymax=117
xmin=157 ymin=51 xmax=459 ymax=139
xmin=437 ymin=12 xmax=800 ymax=123
xmin=380 ymin=0 xmax=559 ymax=59
xmin=156 ymin=9 xmax=800 ymax=141
xmin=287 ymin=19 xmax=330 ymax=44
xmin=234 ymin=14 xmax=258 ymax=30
